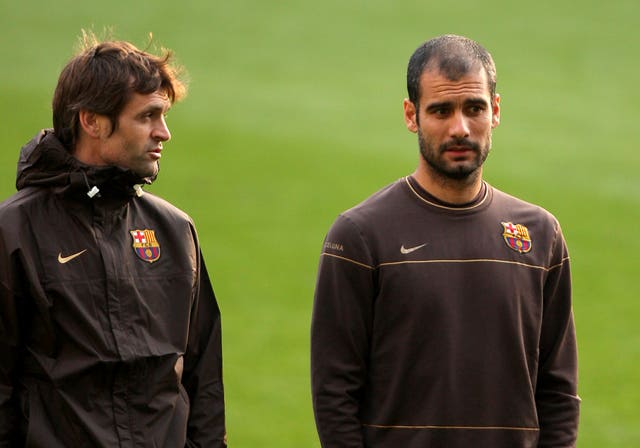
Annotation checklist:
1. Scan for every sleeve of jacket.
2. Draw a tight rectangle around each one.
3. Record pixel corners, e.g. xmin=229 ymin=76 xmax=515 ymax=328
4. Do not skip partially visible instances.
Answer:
xmin=536 ymin=222 xmax=580 ymax=447
xmin=182 ymin=243 xmax=226 ymax=448
xmin=0 ymin=221 xmax=23 ymax=446
xmin=311 ymin=214 xmax=376 ymax=448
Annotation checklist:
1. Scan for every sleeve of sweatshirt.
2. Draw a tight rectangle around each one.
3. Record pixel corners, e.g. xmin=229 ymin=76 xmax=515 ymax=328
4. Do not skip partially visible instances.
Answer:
xmin=311 ymin=214 xmax=376 ymax=448
xmin=535 ymin=222 xmax=580 ymax=447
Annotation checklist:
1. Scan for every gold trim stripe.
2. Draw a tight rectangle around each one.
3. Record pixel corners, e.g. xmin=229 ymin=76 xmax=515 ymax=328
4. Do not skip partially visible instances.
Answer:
xmin=363 ymin=423 xmax=539 ymax=431
xmin=404 ymin=176 xmax=489 ymax=211
xmin=322 ymin=253 xmax=570 ymax=273
xmin=321 ymin=252 xmax=374 ymax=270
xmin=378 ymin=257 xmax=570 ymax=272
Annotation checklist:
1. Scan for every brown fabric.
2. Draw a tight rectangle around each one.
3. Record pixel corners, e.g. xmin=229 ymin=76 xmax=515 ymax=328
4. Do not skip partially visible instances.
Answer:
xmin=0 ymin=130 xmax=225 ymax=447
xmin=311 ymin=177 xmax=579 ymax=447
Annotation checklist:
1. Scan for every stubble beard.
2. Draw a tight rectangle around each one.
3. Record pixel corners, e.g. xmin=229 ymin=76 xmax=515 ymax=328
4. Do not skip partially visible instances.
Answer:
xmin=417 ymin=129 xmax=491 ymax=183
xmin=139 ymin=161 xmax=160 ymax=180
xmin=131 ymin=145 xmax=161 ymax=179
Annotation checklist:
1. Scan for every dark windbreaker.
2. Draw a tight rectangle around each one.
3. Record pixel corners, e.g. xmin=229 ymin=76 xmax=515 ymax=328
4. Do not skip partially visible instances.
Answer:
xmin=0 ymin=130 xmax=226 ymax=447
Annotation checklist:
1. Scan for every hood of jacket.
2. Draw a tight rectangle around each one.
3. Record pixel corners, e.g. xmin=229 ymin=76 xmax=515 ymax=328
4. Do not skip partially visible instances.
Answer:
xmin=16 ymin=129 xmax=156 ymax=199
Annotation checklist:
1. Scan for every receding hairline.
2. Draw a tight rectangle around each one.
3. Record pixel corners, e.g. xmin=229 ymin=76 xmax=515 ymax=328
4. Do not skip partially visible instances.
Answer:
xmin=407 ymin=35 xmax=497 ymax=105
xmin=420 ymin=62 xmax=492 ymax=93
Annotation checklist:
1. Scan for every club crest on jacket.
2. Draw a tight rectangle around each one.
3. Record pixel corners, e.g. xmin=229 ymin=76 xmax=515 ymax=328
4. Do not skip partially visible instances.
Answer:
xmin=501 ymin=222 xmax=532 ymax=254
xmin=130 ymin=229 xmax=161 ymax=263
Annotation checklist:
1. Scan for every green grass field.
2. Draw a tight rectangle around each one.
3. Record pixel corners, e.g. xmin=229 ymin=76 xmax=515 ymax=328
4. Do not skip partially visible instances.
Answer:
xmin=1 ymin=1 xmax=639 ymax=446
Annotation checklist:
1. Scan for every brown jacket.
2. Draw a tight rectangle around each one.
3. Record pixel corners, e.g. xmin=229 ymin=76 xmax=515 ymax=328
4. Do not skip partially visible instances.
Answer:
xmin=0 ymin=130 xmax=225 ymax=447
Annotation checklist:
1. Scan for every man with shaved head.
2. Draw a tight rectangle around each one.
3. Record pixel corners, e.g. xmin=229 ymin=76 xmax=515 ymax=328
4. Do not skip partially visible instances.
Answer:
xmin=311 ymin=35 xmax=579 ymax=447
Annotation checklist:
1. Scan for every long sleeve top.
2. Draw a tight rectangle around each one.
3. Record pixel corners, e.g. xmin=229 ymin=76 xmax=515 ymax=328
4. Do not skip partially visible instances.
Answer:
xmin=0 ymin=130 xmax=226 ymax=447
xmin=311 ymin=176 xmax=579 ymax=447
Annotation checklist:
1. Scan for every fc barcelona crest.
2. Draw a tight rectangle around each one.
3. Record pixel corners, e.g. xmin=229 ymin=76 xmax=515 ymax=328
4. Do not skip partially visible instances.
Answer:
xmin=130 ymin=229 xmax=161 ymax=263
xmin=501 ymin=222 xmax=532 ymax=254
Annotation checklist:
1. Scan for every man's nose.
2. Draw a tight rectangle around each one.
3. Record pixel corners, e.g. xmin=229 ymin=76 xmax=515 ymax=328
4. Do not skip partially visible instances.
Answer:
xmin=449 ymin=111 xmax=470 ymax=139
xmin=153 ymin=116 xmax=171 ymax=141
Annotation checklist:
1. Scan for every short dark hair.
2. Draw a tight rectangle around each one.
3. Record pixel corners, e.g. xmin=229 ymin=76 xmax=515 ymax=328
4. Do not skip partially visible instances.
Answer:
xmin=407 ymin=34 xmax=496 ymax=106
xmin=52 ymin=31 xmax=187 ymax=148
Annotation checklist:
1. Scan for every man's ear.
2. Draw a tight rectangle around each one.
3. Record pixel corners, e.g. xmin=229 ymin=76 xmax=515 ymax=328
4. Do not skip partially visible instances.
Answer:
xmin=78 ymin=109 xmax=104 ymax=138
xmin=491 ymin=93 xmax=501 ymax=129
xmin=403 ymin=98 xmax=418 ymax=133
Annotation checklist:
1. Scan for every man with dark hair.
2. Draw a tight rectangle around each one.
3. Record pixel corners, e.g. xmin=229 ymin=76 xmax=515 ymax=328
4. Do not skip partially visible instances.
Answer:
xmin=311 ymin=34 xmax=579 ymax=447
xmin=0 ymin=33 xmax=226 ymax=447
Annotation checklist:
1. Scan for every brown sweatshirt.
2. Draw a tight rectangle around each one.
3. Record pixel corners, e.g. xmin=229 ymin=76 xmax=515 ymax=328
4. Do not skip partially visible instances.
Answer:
xmin=311 ymin=176 xmax=579 ymax=447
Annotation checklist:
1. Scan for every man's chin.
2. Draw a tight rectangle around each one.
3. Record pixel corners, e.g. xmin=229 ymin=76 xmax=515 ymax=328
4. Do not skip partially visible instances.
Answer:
xmin=428 ymin=161 xmax=481 ymax=181
xmin=445 ymin=170 xmax=477 ymax=181
xmin=133 ymin=163 xmax=159 ymax=180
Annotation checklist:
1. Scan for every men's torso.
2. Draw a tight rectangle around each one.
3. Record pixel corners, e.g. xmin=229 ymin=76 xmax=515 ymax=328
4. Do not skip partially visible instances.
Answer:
xmin=0 ymin=185 xmax=198 ymax=447
xmin=321 ymin=177 xmax=562 ymax=446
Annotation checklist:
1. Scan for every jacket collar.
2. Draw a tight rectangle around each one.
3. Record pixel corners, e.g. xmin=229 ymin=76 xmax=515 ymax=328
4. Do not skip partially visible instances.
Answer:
xmin=16 ymin=129 xmax=155 ymax=199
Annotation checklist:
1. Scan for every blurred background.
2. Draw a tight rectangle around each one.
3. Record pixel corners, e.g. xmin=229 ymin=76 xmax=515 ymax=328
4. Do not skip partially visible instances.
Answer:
xmin=1 ymin=0 xmax=638 ymax=446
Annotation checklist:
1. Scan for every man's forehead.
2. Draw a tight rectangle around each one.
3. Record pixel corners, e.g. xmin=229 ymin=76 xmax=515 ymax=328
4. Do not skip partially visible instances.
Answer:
xmin=126 ymin=90 xmax=171 ymax=110
xmin=419 ymin=67 xmax=490 ymax=100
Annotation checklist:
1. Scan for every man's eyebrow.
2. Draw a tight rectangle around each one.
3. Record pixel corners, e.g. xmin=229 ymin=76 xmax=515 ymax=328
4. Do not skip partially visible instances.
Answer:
xmin=425 ymin=101 xmax=453 ymax=112
xmin=138 ymin=103 xmax=170 ymax=115
xmin=465 ymin=98 xmax=489 ymax=107
xmin=425 ymin=98 xmax=489 ymax=112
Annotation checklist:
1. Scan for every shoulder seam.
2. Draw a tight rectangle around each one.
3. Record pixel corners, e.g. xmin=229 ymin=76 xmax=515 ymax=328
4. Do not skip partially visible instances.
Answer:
xmin=320 ymin=252 xmax=374 ymax=270
xmin=362 ymin=423 xmax=539 ymax=432
xmin=334 ymin=213 xmax=376 ymax=266
xmin=547 ymin=255 xmax=570 ymax=271
xmin=378 ymin=258 xmax=563 ymax=272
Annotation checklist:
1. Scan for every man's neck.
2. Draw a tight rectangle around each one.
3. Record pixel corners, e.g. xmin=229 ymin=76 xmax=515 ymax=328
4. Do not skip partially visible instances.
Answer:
xmin=412 ymin=162 xmax=483 ymax=205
